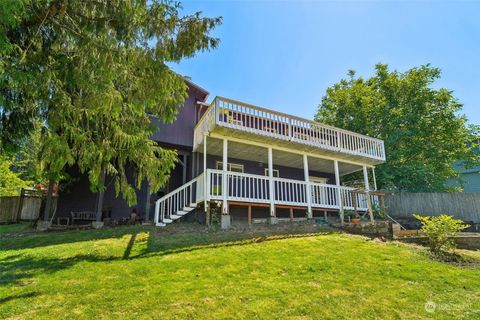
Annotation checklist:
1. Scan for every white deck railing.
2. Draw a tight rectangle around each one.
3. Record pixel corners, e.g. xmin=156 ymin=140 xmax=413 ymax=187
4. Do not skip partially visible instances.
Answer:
xmin=194 ymin=97 xmax=385 ymax=162
xmin=154 ymin=174 xmax=204 ymax=226
xmin=205 ymin=169 xmax=369 ymax=211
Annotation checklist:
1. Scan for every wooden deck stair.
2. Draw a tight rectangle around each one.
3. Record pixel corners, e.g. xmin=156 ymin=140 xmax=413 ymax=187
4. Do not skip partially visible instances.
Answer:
xmin=154 ymin=177 xmax=203 ymax=227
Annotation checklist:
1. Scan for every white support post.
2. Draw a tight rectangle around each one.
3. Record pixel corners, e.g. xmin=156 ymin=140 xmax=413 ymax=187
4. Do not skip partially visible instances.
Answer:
xmin=372 ymin=167 xmax=378 ymax=191
xmin=334 ymin=160 xmax=344 ymax=225
xmin=303 ymin=154 xmax=312 ymax=219
xmin=222 ymin=138 xmax=228 ymax=214
xmin=215 ymin=97 xmax=220 ymax=124
xmin=363 ymin=165 xmax=374 ymax=223
xmin=268 ymin=147 xmax=275 ymax=217
xmin=203 ymin=134 xmax=208 ymax=212
xmin=363 ymin=165 xmax=370 ymax=191
xmin=154 ymin=199 xmax=160 ymax=226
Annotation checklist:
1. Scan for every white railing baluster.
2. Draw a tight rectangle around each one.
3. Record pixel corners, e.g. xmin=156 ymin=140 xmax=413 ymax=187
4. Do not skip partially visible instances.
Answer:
xmin=195 ymin=97 xmax=385 ymax=161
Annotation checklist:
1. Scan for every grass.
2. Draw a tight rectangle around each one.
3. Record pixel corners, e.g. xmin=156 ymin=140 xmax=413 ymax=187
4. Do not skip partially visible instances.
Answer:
xmin=0 ymin=222 xmax=32 ymax=236
xmin=0 ymin=224 xmax=480 ymax=319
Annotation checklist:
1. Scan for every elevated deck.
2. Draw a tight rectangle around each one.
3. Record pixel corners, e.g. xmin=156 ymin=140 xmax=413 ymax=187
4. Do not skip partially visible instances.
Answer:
xmin=193 ymin=97 xmax=386 ymax=165
xmin=153 ymin=169 xmax=376 ymax=227
xmin=204 ymin=169 xmax=370 ymax=211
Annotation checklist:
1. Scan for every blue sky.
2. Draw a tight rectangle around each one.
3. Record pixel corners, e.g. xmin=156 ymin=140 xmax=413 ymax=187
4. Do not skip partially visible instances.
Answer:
xmin=171 ymin=0 xmax=480 ymax=125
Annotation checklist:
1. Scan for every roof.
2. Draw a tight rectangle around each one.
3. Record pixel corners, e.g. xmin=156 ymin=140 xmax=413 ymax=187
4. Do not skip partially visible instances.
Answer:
xmin=184 ymin=78 xmax=209 ymax=102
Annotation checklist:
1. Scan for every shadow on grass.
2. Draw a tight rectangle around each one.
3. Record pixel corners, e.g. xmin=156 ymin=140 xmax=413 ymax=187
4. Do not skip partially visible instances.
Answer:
xmin=0 ymin=228 xmax=334 ymax=287
xmin=141 ymin=231 xmax=334 ymax=259
xmin=122 ymin=232 xmax=138 ymax=260
xmin=0 ymin=225 xmax=155 ymax=251
xmin=0 ymin=292 xmax=39 ymax=304
xmin=0 ymin=252 xmax=120 ymax=287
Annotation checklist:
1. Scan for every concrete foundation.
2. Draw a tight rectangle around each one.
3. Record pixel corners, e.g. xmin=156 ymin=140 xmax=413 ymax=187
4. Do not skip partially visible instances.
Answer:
xmin=268 ymin=217 xmax=279 ymax=225
xmin=36 ymin=221 xmax=52 ymax=231
xmin=91 ymin=221 xmax=104 ymax=229
xmin=221 ymin=215 xmax=231 ymax=229
xmin=340 ymin=220 xmax=393 ymax=239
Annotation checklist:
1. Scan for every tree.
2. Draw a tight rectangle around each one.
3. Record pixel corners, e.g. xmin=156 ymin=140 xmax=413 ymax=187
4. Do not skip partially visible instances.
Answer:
xmin=316 ymin=64 xmax=479 ymax=192
xmin=0 ymin=1 xmax=221 ymax=218
xmin=0 ymin=156 xmax=31 ymax=196
xmin=12 ymin=120 xmax=48 ymax=185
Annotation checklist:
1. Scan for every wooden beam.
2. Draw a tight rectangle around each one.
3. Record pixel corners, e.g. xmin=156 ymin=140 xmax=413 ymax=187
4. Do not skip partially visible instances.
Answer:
xmin=363 ymin=165 xmax=375 ymax=223
xmin=289 ymin=208 xmax=294 ymax=222
xmin=276 ymin=204 xmax=306 ymax=210
xmin=372 ymin=167 xmax=378 ymax=190
xmin=248 ymin=205 xmax=252 ymax=225
xmin=227 ymin=201 xmax=340 ymax=212
xmin=228 ymin=201 xmax=270 ymax=207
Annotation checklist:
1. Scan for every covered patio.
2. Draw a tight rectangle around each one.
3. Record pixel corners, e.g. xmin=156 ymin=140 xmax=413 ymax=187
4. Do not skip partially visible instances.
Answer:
xmin=194 ymin=134 xmax=380 ymax=226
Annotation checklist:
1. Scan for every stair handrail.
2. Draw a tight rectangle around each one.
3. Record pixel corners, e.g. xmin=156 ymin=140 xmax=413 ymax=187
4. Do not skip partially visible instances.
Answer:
xmin=156 ymin=175 xmax=201 ymax=204
xmin=386 ymin=214 xmax=407 ymax=230
xmin=154 ymin=174 xmax=203 ymax=226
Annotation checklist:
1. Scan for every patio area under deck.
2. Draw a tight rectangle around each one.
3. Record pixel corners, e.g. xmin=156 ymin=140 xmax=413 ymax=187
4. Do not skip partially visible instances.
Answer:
xmin=196 ymin=134 xmax=380 ymax=226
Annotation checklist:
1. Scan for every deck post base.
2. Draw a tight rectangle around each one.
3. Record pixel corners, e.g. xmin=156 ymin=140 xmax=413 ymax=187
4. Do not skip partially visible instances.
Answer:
xmin=268 ymin=217 xmax=278 ymax=225
xmin=36 ymin=221 xmax=51 ymax=231
xmin=92 ymin=221 xmax=104 ymax=229
xmin=221 ymin=215 xmax=231 ymax=229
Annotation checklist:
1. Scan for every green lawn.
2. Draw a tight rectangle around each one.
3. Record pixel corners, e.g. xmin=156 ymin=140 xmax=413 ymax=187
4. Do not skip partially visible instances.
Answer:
xmin=1 ymin=224 xmax=480 ymax=319
xmin=0 ymin=222 xmax=32 ymax=236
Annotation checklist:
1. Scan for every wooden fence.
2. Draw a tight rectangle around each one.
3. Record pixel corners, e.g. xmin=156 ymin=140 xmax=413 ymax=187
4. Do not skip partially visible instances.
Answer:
xmin=0 ymin=197 xmax=21 ymax=223
xmin=0 ymin=189 xmax=44 ymax=223
xmin=385 ymin=192 xmax=480 ymax=223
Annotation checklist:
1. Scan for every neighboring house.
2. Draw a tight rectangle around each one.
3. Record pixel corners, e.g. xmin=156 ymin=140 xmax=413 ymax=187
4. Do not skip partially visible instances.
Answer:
xmin=449 ymin=149 xmax=480 ymax=192
xmin=458 ymin=166 xmax=480 ymax=192
xmin=56 ymin=81 xmax=386 ymax=227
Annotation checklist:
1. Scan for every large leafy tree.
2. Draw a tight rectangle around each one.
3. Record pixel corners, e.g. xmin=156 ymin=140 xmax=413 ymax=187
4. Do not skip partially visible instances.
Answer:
xmin=316 ymin=64 xmax=479 ymax=192
xmin=0 ymin=156 xmax=32 ymax=196
xmin=0 ymin=1 xmax=221 ymax=217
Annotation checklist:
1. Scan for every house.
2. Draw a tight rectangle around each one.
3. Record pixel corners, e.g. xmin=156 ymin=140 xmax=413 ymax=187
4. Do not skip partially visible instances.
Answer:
xmin=456 ymin=166 xmax=480 ymax=192
xmin=448 ymin=148 xmax=480 ymax=192
xmin=56 ymin=81 xmax=386 ymax=228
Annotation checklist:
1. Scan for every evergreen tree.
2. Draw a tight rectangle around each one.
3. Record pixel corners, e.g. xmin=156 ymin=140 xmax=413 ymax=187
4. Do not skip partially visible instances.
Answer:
xmin=0 ymin=1 xmax=221 ymax=213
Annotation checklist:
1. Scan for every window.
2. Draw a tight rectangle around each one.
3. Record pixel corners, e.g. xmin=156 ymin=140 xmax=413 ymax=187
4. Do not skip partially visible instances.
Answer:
xmin=216 ymin=162 xmax=244 ymax=173
xmin=310 ymin=176 xmax=328 ymax=184
xmin=265 ymin=168 xmax=280 ymax=177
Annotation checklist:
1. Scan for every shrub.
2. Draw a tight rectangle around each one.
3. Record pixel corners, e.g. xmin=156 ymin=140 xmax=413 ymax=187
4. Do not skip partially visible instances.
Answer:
xmin=414 ymin=214 xmax=468 ymax=257
xmin=343 ymin=210 xmax=358 ymax=219
xmin=209 ymin=205 xmax=220 ymax=229
xmin=372 ymin=201 xmax=386 ymax=219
